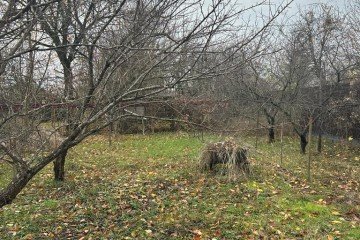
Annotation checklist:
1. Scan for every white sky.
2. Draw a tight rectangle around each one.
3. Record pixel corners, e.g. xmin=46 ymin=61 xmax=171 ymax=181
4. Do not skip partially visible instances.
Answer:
xmin=239 ymin=0 xmax=346 ymax=8
xmin=232 ymin=0 xmax=348 ymax=27
xmin=239 ymin=0 xmax=347 ymax=14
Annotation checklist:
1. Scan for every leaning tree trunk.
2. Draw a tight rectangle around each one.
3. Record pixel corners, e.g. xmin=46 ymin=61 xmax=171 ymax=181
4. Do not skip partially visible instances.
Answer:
xmin=300 ymin=133 xmax=308 ymax=154
xmin=1 ymin=153 xmax=64 ymax=207
xmin=0 ymin=171 xmax=33 ymax=208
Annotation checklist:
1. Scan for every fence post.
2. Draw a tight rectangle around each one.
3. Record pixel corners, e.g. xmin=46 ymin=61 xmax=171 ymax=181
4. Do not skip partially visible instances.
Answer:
xmin=108 ymin=122 xmax=113 ymax=146
xmin=307 ymin=117 xmax=313 ymax=182
xmin=142 ymin=117 xmax=146 ymax=135
xmin=255 ymin=110 xmax=260 ymax=149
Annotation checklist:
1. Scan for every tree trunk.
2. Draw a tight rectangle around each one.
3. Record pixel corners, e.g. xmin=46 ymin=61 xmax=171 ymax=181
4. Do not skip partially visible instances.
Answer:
xmin=53 ymin=150 xmax=67 ymax=181
xmin=53 ymin=60 xmax=74 ymax=181
xmin=264 ymin=110 xmax=275 ymax=143
xmin=170 ymin=117 xmax=177 ymax=131
xmin=0 ymin=152 xmax=64 ymax=207
xmin=300 ymin=133 xmax=308 ymax=154
xmin=0 ymin=171 xmax=33 ymax=208
xmin=268 ymin=126 xmax=275 ymax=143
xmin=63 ymin=61 xmax=74 ymax=101
xmin=317 ymin=133 xmax=322 ymax=153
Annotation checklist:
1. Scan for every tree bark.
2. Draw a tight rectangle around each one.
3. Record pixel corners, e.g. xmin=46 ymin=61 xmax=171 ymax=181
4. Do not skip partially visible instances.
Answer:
xmin=300 ymin=133 xmax=308 ymax=154
xmin=53 ymin=150 xmax=68 ymax=181
xmin=53 ymin=60 xmax=74 ymax=181
xmin=317 ymin=133 xmax=322 ymax=153
xmin=317 ymin=121 xmax=323 ymax=154
xmin=0 ymin=171 xmax=33 ymax=208
xmin=268 ymin=126 xmax=275 ymax=143
xmin=63 ymin=61 xmax=74 ymax=101
xmin=264 ymin=109 xmax=276 ymax=143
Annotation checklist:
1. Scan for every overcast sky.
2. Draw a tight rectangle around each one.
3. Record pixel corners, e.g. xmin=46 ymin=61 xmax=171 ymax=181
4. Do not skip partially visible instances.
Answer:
xmin=239 ymin=0 xmax=347 ymax=13
xmin=231 ymin=0 xmax=348 ymax=27
xmin=239 ymin=0 xmax=346 ymax=8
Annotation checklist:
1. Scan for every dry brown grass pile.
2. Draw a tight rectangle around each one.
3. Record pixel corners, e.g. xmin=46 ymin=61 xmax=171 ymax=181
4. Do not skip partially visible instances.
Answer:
xmin=199 ymin=140 xmax=250 ymax=179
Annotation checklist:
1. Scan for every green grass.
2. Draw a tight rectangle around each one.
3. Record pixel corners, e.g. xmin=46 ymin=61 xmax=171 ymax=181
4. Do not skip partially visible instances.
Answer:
xmin=0 ymin=132 xmax=359 ymax=239
xmin=0 ymin=162 xmax=12 ymax=190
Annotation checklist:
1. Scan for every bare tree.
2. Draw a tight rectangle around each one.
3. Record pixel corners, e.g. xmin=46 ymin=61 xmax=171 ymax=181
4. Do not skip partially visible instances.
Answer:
xmin=217 ymin=4 xmax=352 ymax=154
xmin=0 ymin=0 xmax=293 ymax=208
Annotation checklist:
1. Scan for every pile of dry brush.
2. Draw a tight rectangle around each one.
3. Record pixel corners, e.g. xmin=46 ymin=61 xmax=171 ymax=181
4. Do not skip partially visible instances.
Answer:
xmin=199 ymin=140 xmax=250 ymax=178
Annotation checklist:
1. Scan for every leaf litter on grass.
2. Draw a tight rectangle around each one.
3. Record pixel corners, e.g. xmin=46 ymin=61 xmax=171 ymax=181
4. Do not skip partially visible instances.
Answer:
xmin=0 ymin=133 xmax=359 ymax=239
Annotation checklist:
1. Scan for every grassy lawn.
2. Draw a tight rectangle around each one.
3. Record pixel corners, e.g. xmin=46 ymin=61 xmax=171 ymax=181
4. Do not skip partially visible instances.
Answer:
xmin=0 ymin=132 xmax=359 ymax=239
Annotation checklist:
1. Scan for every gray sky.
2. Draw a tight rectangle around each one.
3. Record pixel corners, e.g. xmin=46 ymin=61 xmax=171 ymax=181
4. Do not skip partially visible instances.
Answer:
xmin=233 ymin=0 xmax=348 ymax=27
xmin=239 ymin=0 xmax=347 ymax=13
xmin=240 ymin=0 xmax=346 ymax=8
